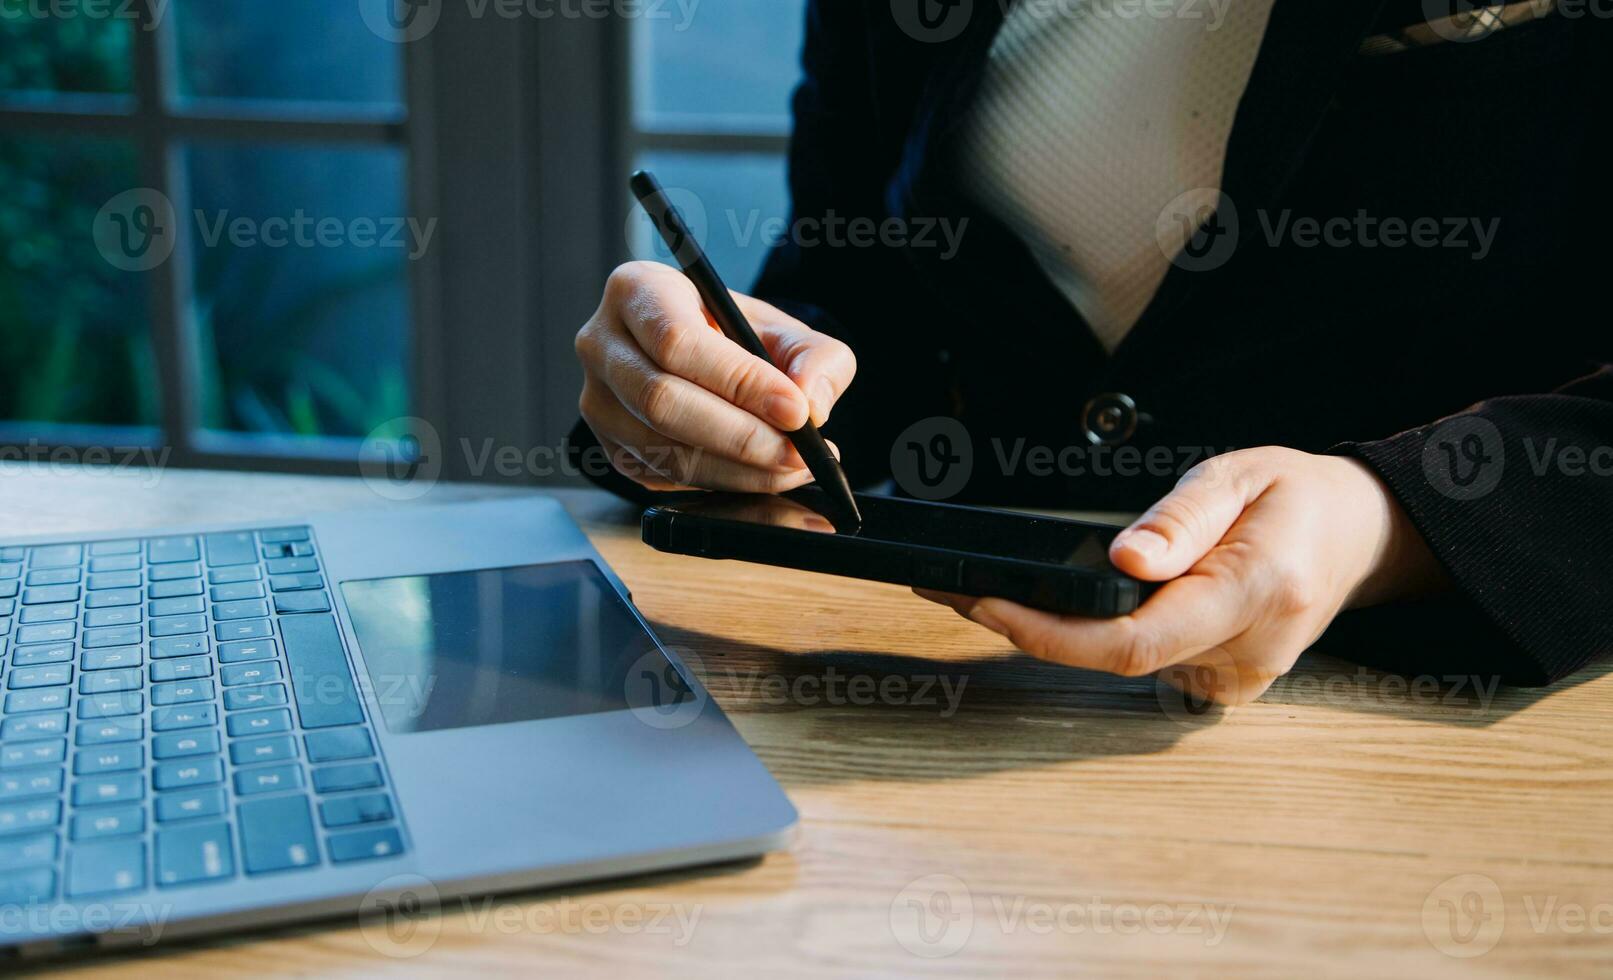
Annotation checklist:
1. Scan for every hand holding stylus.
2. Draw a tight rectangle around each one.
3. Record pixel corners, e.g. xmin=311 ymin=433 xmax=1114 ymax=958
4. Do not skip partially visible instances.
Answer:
xmin=576 ymin=259 xmax=857 ymax=494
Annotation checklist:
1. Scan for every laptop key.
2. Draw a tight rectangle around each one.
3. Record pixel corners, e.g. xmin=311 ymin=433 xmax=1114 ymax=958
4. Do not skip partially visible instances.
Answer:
xmin=152 ymin=635 xmax=209 ymax=659
xmin=221 ymin=660 xmax=281 ymax=688
xmin=240 ymin=795 xmax=320 ymax=873
xmin=16 ymin=622 xmax=75 ymax=644
xmin=6 ymin=688 xmax=71 ymax=714
xmin=226 ymin=709 xmax=292 ymax=738
xmin=204 ymin=532 xmax=258 ymax=568
xmin=147 ymin=536 xmax=200 ymax=565
xmin=0 ymin=769 xmax=63 ymax=802
xmin=150 ymin=655 xmax=213 ymax=682
xmin=260 ymin=527 xmax=310 ymax=544
xmin=303 ymin=727 xmax=374 ymax=763
xmin=82 ymin=647 xmax=143 ymax=671
xmin=265 ymin=557 xmax=318 ymax=576
xmin=149 ymin=563 xmax=201 ymax=583
xmin=78 ymin=692 xmax=144 ymax=719
xmin=214 ymin=599 xmax=270 ymax=622
xmin=75 ymin=718 xmax=143 ymax=746
xmin=281 ymin=614 xmax=364 ymax=729
xmin=71 ymin=805 xmax=143 ymax=841
xmin=0 ymin=800 xmax=60 ymax=836
xmin=25 ymin=568 xmax=79 ymax=587
xmin=29 ymin=545 xmax=82 ymax=569
xmin=153 ymin=729 xmax=221 ymax=760
xmin=215 ymin=618 xmax=273 ymax=642
xmin=71 ymin=773 xmax=143 ymax=807
xmin=319 ymin=793 xmax=393 ymax=828
xmin=275 ymin=592 xmax=332 ymax=615
xmin=210 ymin=581 xmax=265 ymax=602
xmin=0 ymin=832 xmax=57 ymax=871
xmin=8 ymin=663 xmax=71 ymax=689
xmin=234 ymin=763 xmax=303 ymax=796
xmin=89 ymin=554 xmax=141 ymax=573
xmin=229 ymin=735 xmax=296 ymax=766
xmin=89 ymin=540 xmax=140 ymax=556
xmin=1 ymin=740 xmax=66 ymax=770
xmin=85 ymin=587 xmax=141 ymax=608
xmin=12 ymin=642 xmax=73 ymax=667
xmin=149 ymin=579 xmax=204 ymax=599
xmin=0 ymin=580 xmax=16 ymax=598
xmin=223 ymin=684 xmax=288 ymax=711
xmin=151 ymin=679 xmax=214 ymax=706
xmin=67 ymin=838 xmax=145 ymax=896
xmin=84 ymin=606 xmax=142 ymax=629
xmin=73 ymin=745 xmax=143 ymax=776
xmin=0 ymin=867 xmax=55 ymax=904
xmin=150 ymin=614 xmax=207 ymax=637
xmin=155 ymin=822 xmax=234 ymax=886
xmin=218 ymin=639 xmax=276 ymax=663
xmin=328 ymin=827 xmax=404 ymax=863
xmin=79 ymin=667 xmax=143 ymax=695
xmin=155 ymin=787 xmax=226 ymax=823
xmin=153 ymin=757 xmax=224 ymax=792
xmin=20 ymin=602 xmax=77 ymax=624
xmin=150 ymin=595 xmax=204 ymax=617
xmin=208 ymin=565 xmax=261 ymax=585
xmin=82 ymin=625 xmax=142 ymax=649
xmin=1 ymin=712 xmax=68 ymax=741
xmin=311 ymin=762 xmax=383 ymax=794
xmin=86 ymin=571 xmax=142 ymax=591
xmin=152 ymin=705 xmax=217 ymax=732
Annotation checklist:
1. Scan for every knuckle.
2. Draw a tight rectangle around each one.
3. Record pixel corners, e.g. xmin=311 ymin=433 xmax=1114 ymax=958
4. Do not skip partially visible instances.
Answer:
xmin=635 ymin=374 xmax=680 ymax=427
xmin=1111 ymin=625 xmax=1163 ymax=678
xmin=724 ymin=357 xmax=774 ymax=404
xmin=641 ymin=313 xmax=688 ymax=366
xmin=603 ymin=262 xmax=649 ymax=306
xmin=1146 ymin=495 xmax=1212 ymax=545
xmin=574 ymin=320 xmax=602 ymax=363
xmin=731 ymin=423 xmax=774 ymax=467
xmin=1262 ymin=558 xmax=1318 ymax=617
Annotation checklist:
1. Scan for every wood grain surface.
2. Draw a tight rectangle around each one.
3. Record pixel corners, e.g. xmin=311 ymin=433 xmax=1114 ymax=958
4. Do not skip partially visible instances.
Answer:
xmin=3 ymin=465 xmax=1608 ymax=979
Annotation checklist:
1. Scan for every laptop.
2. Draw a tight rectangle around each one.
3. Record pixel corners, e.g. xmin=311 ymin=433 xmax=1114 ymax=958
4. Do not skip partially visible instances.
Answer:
xmin=0 ymin=496 xmax=796 ymax=958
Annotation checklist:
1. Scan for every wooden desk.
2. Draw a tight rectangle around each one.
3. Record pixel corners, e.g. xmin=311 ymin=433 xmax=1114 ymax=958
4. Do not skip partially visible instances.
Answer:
xmin=7 ymin=467 xmax=1609 ymax=979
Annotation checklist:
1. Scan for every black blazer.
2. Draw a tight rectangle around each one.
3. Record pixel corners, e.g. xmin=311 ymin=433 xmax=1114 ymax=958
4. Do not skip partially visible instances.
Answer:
xmin=579 ymin=0 xmax=1612 ymax=686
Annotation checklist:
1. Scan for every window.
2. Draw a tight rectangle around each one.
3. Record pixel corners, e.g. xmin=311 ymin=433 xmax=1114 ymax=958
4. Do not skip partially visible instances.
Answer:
xmin=627 ymin=0 xmax=806 ymax=289
xmin=0 ymin=2 xmax=810 ymax=481
xmin=0 ymin=0 xmax=420 ymax=466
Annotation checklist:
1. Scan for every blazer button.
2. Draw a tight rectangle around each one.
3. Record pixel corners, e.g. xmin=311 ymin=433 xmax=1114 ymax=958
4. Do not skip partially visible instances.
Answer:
xmin=1081 ymin=392 xmax=1140 ymax=445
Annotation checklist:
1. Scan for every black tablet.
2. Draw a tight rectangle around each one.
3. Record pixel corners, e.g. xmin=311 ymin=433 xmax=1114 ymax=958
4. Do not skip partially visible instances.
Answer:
xmin=642 ymin=488 xmax=1147 ymax=617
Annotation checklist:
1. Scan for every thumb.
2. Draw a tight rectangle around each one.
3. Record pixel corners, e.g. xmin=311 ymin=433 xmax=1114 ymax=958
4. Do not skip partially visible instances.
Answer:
xmin=1110 ymin=455 xmax=1274 ymax=580
xmin=738 ymin=296 xmax=857 ymax=427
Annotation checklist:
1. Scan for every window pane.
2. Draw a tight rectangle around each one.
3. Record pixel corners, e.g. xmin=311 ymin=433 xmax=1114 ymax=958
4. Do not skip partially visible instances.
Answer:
xmin=0 ymin=135 xmax=158 ymax=428
xmin=0 ymin=6 xmax=133 ymax=96
xmin=185 ymin=143 xmax=413 ymax=439
xmin=173 ymin=0 xmax=402 ymax=110
xmin=632 ymin=151 xmax=788 ymax=290
xmin=633 ymin=0 xmax=805 ymax=133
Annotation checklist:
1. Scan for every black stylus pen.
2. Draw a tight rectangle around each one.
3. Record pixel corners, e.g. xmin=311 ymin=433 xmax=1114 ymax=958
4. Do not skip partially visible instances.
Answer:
xmin=630 ymin=170 xmax=863 ymax=531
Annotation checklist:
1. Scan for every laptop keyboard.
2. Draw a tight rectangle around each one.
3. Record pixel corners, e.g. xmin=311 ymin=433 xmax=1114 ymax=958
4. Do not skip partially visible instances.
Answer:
xmin=0 ymin=527 xmax=404 ymax=906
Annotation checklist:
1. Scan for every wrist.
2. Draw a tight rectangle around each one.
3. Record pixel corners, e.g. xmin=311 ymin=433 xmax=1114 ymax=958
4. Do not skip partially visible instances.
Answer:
xmin=1337 ymin=456 xmax=1450 ymax=608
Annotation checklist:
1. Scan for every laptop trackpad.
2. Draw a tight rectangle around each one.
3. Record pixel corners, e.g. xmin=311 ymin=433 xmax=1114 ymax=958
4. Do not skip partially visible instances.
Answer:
xmin=340 ymin=561 xmax=676 ymax=733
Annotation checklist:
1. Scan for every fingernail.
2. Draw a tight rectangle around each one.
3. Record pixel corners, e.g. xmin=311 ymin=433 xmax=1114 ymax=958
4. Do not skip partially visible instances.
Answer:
xmin=1117 ymin=529 xmax=1168 ymax=561
xmin=766 ymin=393 xmax=804 ymax=430
xmin=970 ymin=606 xmax=1009 ymax=637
